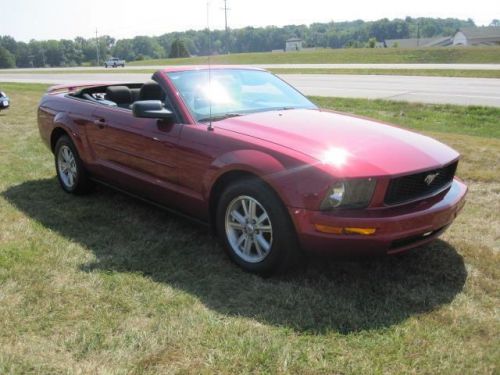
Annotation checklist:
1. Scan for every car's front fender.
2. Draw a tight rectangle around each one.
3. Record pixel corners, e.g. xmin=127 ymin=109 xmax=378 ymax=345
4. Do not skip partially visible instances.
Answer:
xmin=203 ymin=149 xmax=330 ymax=209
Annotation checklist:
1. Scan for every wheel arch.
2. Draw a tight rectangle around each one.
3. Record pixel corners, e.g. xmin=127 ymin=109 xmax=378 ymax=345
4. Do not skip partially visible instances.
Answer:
xmin=49 ymin=112 xmax=88 ymax=163
xmin=206 ymin=149 xmax=296 ymax=234
xmin=50 ymin=127 xmax=70 ymax=152
xmin=208 ymin=170 xmax=258 ymax=232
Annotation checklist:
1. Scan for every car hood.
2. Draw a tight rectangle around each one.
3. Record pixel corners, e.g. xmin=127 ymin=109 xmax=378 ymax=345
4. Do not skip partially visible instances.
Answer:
xmin=216 ymin=109 xmax=459 ymax=178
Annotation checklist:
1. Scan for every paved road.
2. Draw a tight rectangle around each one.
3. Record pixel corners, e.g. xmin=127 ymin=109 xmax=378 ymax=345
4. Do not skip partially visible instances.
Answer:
xmin=1 ymin=71 xmax=500 ymax=107
xmin=284 ymin=74 xmax=500 ymax=107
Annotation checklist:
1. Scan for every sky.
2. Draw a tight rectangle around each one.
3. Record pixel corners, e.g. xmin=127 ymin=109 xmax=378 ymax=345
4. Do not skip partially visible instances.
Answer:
xmin=0 ymin=0 xmax=499 ymax=42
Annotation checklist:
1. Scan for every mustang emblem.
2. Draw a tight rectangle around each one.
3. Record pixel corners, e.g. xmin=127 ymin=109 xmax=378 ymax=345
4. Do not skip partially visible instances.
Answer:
xmin=424 ymin=172 xmax=440 ymax=185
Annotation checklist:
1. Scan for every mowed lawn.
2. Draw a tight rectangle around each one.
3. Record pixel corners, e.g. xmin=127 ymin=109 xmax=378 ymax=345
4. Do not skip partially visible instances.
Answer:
xmin=129 ymin=46 xmax=500 ymax=65
xmin=0 ymin=83 xmax=498 ymax=374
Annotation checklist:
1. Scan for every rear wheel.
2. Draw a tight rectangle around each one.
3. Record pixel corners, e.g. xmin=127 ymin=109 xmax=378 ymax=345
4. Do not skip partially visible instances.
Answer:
xmin=54 ymin=135 xmax=92 ymax=194
xmin=216 ymin=178 xmax=302 ymax=275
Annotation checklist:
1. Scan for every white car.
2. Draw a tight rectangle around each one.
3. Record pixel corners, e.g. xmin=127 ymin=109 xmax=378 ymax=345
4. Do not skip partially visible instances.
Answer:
xmin=104 ymin=58 xmax=125 ymax=68
xmin=0 ymin=91 xmax=9 ymax=111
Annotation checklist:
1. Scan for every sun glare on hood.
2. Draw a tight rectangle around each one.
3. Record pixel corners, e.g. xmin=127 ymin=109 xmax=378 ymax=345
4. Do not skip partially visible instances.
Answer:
xmin=322 ymin=147 xmax=350 ymax=168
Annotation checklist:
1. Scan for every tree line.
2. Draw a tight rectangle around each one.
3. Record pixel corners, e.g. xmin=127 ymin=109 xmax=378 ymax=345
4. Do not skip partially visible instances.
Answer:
xmin=0 ymin=17 xmax=481 ymax=68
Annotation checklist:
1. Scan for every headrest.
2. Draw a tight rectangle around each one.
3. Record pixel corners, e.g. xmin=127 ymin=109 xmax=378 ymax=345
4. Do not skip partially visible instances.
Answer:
xmin=140 ymin=81 xmax=163 ymax=101
xmin=106 ymin=86 xmax=132 ymax=104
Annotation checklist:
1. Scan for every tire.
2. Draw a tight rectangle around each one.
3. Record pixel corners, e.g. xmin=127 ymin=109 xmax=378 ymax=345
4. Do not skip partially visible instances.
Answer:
xmin=54 ymin=135 xmax=92 ymax=194
xmin=216 ymin=178 xmax=302 ymax=276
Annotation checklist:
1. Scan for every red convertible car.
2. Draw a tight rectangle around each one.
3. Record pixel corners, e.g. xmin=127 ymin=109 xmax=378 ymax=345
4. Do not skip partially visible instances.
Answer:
xmin=38 ymin=66 xmax=467 ymax=275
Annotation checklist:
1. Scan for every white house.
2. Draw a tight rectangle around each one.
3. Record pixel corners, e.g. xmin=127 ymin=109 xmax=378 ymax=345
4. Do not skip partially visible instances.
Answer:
xmin=453 ymin=27 xmax=500 ymax=46
xmin=285 ymin=38 xmax=303 ymax=52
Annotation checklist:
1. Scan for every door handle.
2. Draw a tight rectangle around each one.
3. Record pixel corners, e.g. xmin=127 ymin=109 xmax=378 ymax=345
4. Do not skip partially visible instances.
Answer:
xmin=93 ymin=118 xmax=107 ymax=129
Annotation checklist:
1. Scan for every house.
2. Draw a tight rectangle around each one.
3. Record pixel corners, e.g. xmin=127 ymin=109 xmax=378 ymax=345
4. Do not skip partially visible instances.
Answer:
xmin=285 ymin=38 xmax=303 ymax=52
xmin=384 ymin=36 xmax=453 ymax=48
xmin=453 ymin=27 xmax=500 ymax=46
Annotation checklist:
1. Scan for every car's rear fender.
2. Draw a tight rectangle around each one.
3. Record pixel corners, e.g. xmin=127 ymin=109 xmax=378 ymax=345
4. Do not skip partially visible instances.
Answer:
xmin=50 ymin=112 xmax=91 ymax=164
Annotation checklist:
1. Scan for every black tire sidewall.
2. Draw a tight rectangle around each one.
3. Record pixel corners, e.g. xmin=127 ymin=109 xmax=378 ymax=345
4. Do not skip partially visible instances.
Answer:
xmin=54 ymin=136 xmax=87 ymax=194
xmin=216 ymin=179 xmax=300 ymax=275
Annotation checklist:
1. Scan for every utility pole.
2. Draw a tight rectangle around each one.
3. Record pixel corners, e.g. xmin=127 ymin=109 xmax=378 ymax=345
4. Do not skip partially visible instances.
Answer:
xmin=95 ymin=28 xmax=100 ymax=66
xmin=222 ymin=0 xmax=230 ymax=54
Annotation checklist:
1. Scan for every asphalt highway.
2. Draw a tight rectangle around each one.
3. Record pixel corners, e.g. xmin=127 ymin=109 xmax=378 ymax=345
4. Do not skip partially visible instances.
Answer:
xmin=1 ymin=69 xmax=499 ymax=107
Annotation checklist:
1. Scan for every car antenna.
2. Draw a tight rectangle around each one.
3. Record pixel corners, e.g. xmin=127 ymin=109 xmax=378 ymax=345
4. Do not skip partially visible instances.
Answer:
xmin=207 ymin=1 xmax=214 ymax=131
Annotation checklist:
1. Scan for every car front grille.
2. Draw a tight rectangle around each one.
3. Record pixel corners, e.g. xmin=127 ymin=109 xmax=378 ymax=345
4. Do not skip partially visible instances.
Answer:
xmin=384 ymin=161 xmax=458 ymax=205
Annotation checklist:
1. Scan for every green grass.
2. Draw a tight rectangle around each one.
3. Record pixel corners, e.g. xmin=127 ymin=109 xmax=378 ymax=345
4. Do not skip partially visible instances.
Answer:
xmin=312 ymin=97 xmax=500 ymax=138
xmin=4 ymin=68 xmax=500 ymax=79
xmin=0 ymin=82 xmax=499 ymax=374
xmin=129 ymin=46 xmax=500 ymax=65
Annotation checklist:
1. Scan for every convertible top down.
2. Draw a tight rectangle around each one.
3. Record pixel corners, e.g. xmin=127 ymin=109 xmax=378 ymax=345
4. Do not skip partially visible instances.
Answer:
xmin=38 ymin=66 xmax=467 ymax=274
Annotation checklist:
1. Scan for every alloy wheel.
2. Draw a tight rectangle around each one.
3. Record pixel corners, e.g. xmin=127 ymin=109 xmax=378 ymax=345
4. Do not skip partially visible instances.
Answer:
xmin=225 ymin=195 xmax=273 ymax=263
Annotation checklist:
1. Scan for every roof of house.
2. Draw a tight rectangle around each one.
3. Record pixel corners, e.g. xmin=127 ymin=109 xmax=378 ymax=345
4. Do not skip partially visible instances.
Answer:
xmin=286 ymin=38 xmax=303 ymax=42
xmin=458 ymin=26 xmax=500 ymax=40
xmin=385 ymin=37 xmax=452 ymax=48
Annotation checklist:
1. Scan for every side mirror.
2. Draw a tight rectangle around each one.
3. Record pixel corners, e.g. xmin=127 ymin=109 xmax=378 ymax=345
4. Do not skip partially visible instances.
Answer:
xmin=132 ymin=100 xmax=174 ymax=120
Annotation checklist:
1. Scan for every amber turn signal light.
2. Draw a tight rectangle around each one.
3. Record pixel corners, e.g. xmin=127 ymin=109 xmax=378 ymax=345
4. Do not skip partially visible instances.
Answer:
xmin=314 ymin=224 xmax=376 ymax=236
xmin=344 ymin=227 xmax=377 ymax=235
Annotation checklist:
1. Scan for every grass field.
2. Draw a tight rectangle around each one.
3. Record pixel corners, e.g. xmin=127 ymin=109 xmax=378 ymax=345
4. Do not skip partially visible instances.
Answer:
xmin=129 ymin=47 xmax=500 ymax=65
xmin=3 ymin=67 xmax=500 ymax=79
xmin=0 ymin=83 xmax=499 ymax=374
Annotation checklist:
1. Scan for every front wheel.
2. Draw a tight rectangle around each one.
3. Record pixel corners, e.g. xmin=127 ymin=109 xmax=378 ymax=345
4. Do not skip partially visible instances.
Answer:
xmin=54 ymin=135 xmax=92 ymax=194
xmin=216 ymin=179 xmax=302 ymax=275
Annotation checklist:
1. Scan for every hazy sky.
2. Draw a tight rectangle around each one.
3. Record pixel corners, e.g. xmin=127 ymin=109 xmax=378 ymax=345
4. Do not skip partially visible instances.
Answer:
xmin=1 ymin=0 xmax=498 ymax=41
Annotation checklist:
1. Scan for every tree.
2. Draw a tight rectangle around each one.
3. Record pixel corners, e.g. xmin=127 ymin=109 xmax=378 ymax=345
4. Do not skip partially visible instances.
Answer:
xmin=490 ymin=19 xmax=500 ymax=27
xmin=0 ymin=36 xmax=17 ymax=55
xmin=169 ymin=39 xmax=190 ymax=58
xmin=0 ymin=17 xmax=485 ymax=67
xmin=0 ymin=46 xmax=15 ymax=68
xmin=112 ymin=39 xmax=137 ymax=61
xmin=132 ymin=36 xmax=164 ymax=60
xmin=14 ymin=42 xmax=32 ymax=67
xmin=44 ymin=40 xmax=64 ymax=67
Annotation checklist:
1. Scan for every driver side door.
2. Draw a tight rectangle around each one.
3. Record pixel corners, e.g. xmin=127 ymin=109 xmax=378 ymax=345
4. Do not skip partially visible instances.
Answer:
xmin=86 ymin=104 xmax=183 ymax=205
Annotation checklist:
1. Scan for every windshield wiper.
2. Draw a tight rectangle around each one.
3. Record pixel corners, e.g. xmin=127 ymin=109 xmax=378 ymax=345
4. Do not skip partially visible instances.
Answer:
xmin=198 ymin=113 xmax=243 ymax=123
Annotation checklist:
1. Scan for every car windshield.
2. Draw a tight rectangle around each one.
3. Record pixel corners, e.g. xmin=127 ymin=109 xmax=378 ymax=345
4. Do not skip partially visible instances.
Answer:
xmin=167 ymin=69 xmax=317 ymax=122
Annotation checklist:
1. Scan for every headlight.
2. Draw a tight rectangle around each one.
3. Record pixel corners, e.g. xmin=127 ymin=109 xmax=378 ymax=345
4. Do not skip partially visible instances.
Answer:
xmin=321 ymin=181 xmax=345 ymax=209
xmin=320 ymin=178 xmax=376 ymax=210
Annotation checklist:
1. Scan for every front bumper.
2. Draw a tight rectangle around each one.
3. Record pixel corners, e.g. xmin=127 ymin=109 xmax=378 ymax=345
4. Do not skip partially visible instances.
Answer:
xmin=0 ymin=99 xmax=9 ymax=109
xmin=289 ymin=178 xmax=467 ymax=256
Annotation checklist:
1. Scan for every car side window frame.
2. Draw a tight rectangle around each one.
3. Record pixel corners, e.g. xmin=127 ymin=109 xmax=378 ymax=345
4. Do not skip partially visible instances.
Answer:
xmin=152 ymin=73 xmax=188 ymax=125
